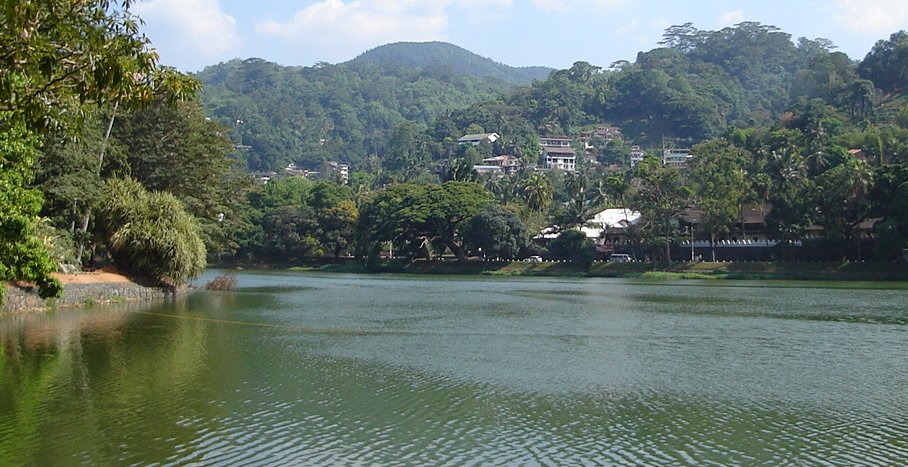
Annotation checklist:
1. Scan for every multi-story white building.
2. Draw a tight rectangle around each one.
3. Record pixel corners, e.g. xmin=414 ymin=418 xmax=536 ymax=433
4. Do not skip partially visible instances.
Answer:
xmin=542 ymin=147 xmax=576 ymax=172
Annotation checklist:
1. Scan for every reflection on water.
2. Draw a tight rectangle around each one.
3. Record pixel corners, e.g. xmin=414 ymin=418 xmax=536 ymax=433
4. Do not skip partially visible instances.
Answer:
xmin=2 ymin=272 xmax=907 ymax=465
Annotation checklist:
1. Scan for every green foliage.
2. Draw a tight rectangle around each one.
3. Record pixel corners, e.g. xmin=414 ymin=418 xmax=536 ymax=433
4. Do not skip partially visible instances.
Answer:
xmin=688 ymin=140 xmax=752 ymax=259
xmin=549 ymin=229 xmax=595 ymax=268
xmin=196 ymin=57 xmax=516 ymax=171
xmin=521 ymin=172 xmax=554 ymax=212
xmin=0 ymin=116 xmax=63 ymax=302
xmin=859 ymin=31 xmax=908 ymax=94
xmin=812 ymin=158 xmax=874 ymax=239
xmin=259 ymin=205 xmax=322 ymax=260
xmin=98 ymin=178 xmax=206 ymax=286
xmin=317 ymin=200 xmax=359 ymax=258
xmin=357 ymin=182 xmax=492 ymax=261
xmin=870 ymin=164 xmax=908 ymax=259
xmin=0 ymin=0 xmax=160 ymax=128
xmin=444 ymin=158 xmax=479 ymax=182
xmin=1 ymin=0 xmax=171 ymax=299
xmin=463 ymin=205 xmax=529 ymax=259
xmin=627 ymin=157 xmax=688 ymax=262
xmin=349 ymin=42 xmax=552 ymax=85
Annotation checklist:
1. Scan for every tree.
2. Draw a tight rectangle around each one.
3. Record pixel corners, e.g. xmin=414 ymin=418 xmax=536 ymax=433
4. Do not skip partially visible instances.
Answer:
xmin=0 ymin=0 xmax=160 ymax=128
xmin=98 ymin=178 xmax=206 ymax=286
xmin=259 ymin=206 xmax=321 ymax=260
xmin=521 ymin=172 xmax=554 ymax=211
xmin=813 ymin=157 xmax=874 ymax=257
xmin=445 ymin=158 xmax=479 ymax=182
xmin=356 ymin=182 xmax=491 ymax=261
xmin=0 ymin=117 xmax=63 ymax=303
xmin=1 ymin=0 xmax=165 ymax=301
xmin=112 ymin=92 xmax=245 ymax=254
xmin=858 ymin=30 xmax=908 ymax=94
xmin=463 ymin=205 xmax=529 ymax=260
xmin=549 ymin=229 xmax=595 ymax=268
xmin=627 ymin=156 xmax=687 ymax=263
xmin=688 ymin=140 xmax=751 ymax=261
xmin=317 ymin=200 xmax=358 ymax=258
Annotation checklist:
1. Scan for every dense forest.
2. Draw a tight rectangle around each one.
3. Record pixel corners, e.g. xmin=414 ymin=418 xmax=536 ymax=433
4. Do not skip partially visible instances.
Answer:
xmin=196 ymin=45 xmax=545 ymax=171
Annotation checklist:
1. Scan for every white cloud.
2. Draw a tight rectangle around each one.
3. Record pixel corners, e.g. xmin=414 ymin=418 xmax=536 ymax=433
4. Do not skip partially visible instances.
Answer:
xmin=531 ymin=0 xmax=629 ymax=12
xmin=256 ymin=0 xmax=456 ymax=61
xmin=719 ymin=9 xmax=745 ymax=27
xmin=255 ymin=0 xmax=516 ymax=61
xmin=835 ymin=0 xmax=908 ymax=35
xmin=135 ymin=0 xmax=239 ymax=62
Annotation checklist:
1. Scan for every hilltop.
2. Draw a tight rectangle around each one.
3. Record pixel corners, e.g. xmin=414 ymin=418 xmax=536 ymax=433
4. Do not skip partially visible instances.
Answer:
xmin=348 ymin=41 xmax=552 ymax=85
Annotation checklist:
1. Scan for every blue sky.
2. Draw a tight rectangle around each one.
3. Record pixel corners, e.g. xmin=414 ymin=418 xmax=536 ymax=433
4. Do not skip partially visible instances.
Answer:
xmin=133 ymin=0 xmax=908 ymax=72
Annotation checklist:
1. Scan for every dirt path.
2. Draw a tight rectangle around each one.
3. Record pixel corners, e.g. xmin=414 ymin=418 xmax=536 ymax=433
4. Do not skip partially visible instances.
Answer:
xmin=52 ymin=266 xmax=132 ymax=284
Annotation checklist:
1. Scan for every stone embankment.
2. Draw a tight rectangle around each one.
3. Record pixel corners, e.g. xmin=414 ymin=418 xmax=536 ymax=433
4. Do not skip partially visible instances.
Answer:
xmin=2 ymin=269 xmax=176 ymax=314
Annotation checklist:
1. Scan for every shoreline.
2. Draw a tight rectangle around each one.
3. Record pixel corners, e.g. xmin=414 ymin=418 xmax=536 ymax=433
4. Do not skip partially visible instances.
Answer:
xmin=215 ymin=259 xmax=908 ymax=282
xmin=2 ymin=268 xmax=178 ymax=315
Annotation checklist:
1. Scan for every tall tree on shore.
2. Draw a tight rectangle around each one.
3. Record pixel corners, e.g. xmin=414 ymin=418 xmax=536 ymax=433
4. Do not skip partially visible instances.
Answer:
xmin=0 ymin=0 xmax=166 ymax=302
xmin=688 ymin=140 xmax=752 ymax=261
xmin=627 ymin=156 xmax=688 ymax=263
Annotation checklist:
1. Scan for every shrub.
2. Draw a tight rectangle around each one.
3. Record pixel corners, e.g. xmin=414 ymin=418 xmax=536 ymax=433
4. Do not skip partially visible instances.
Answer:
xmin=98 ymin=178 xmax=207 ymax=286
xmin=549 ymin=229 xmax=595 ymax=269
xmin=205 ymin=272 xmax=238 ymax=290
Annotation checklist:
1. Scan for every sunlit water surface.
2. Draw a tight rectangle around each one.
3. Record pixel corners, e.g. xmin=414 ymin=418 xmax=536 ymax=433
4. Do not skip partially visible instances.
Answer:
xmin=2 ymin=272 xmax=907 ymax=465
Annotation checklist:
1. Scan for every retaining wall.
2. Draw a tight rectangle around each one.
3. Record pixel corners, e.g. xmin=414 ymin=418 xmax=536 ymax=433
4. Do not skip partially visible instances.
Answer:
xmin=2 ymin=282 xmax=176 ymax=314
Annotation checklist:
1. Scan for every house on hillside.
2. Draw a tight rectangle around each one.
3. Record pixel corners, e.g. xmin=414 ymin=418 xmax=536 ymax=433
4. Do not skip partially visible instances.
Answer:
xmin=580 ymin=126 xmax=623 ymax=150
xmin=663 ymin=148 xmax=692 ymax=168
xmin=320 ymin=160 xmax=349 ymax=184
xmin=458 ymin=132 xmax=500 ymax=146
xmin=476 ymin=154 xmax=521 ymax=175
xmin=539 ymin=135 xmax=572 ymax=149
xmin=542 ymin=147 xmax=576 ymax=171
xmin=630 ymin=145 xmax=646 ymax=167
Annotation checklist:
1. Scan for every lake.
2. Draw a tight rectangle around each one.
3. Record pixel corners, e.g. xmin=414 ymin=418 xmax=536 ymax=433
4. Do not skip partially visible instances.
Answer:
xmin=2 ymin=271 xmax=907 ymax=465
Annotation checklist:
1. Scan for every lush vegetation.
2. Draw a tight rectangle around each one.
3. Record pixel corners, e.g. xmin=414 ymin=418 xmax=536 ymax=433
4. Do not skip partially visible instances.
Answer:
xmin=5 ymin=1 xmax=908 ymax=307
xmin=1 ymin=0 xmax=241 ymax=303
xmin=197 ymin=56 xmax=526 ymax=172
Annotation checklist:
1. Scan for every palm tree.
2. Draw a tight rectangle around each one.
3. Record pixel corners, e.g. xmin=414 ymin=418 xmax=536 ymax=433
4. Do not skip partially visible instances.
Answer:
xmin=850 ymin=159 xmax=875 ymax=261
xmin=522 ymin=172 xmax=553 ymax=212
xmin=445 ymin=158 xmax=478 ymax=182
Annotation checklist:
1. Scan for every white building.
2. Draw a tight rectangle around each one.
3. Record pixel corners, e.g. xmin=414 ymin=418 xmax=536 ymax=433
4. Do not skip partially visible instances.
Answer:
xmin=457 ymin=132 xmax=500 ymax=146
xmin=537 ymin=208 xmax=642 ymax=239
xmin=630 ymin=145 xmax=646 ymax=167
xmin=662 ymin=148 xmax=692 ymax=167
xmin=542 ymin=147 xmax=576 ymax=172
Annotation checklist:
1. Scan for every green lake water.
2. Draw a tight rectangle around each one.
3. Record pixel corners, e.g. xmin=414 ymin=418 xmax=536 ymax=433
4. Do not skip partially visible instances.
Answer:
xmin=2 ymin=272 xmax=907 ymax=465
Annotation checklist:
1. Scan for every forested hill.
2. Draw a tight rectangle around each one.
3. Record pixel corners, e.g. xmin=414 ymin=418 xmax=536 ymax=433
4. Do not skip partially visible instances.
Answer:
xmin=197 ymin=25 xmax=908 ymax=173
xmin=348 ymin=42 xmax=553 ymax=85
xmin=432 ymin=24 xmax=908 ymax=150
xmin=196 ymin=56 xmax=522 ymax=171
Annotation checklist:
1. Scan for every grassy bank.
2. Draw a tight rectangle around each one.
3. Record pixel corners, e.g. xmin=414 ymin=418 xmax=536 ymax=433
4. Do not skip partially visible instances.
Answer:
xmin=236 ymin=258 xmax=908 ymax=282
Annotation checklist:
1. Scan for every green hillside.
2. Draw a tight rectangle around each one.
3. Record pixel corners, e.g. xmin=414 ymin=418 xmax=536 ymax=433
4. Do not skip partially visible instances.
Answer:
xmin=196 ymin=57 xmax=518 ymax=171
xmin=348 ymin=41 xmax=552 ymax=85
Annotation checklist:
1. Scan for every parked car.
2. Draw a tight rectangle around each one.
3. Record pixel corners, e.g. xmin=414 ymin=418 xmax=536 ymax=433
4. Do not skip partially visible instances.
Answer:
xmin=525 ymin=255 xmax=543 ymax=263
xmin=608 ymin=253 xmax=632 ymax=262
